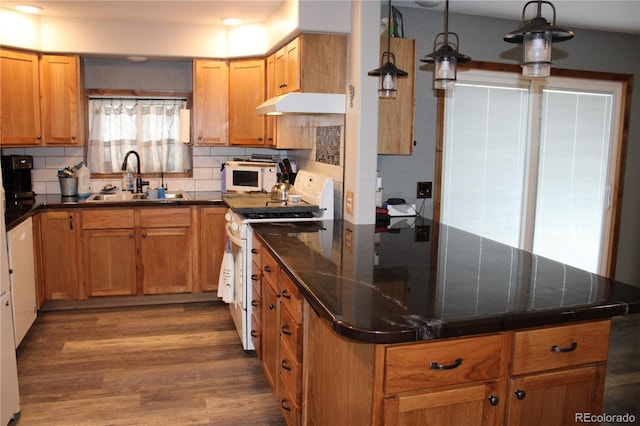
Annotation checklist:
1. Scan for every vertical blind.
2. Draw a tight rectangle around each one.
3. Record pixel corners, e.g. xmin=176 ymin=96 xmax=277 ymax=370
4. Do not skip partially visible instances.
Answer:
xmin=441 ymin=71 xmax=621 ymax=274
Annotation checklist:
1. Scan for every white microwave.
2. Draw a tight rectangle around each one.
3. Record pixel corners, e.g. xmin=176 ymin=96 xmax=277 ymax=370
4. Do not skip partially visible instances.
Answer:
xmin=223 ymin=161 xmax=278 ymax=193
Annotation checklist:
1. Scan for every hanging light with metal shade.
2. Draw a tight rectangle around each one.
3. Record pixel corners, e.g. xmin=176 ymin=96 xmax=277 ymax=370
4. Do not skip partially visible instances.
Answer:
xmin=504 ymin=0 xmax=574 ymax=77
xmin=368 ymin=0 xmax=409 ymax=98
xmin=420 ymin=0 xmax=471 ymax=90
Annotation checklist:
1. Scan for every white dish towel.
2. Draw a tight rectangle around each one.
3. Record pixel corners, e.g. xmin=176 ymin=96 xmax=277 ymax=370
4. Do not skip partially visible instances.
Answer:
xmin=218 ymin=238 xmax=235 ymax=304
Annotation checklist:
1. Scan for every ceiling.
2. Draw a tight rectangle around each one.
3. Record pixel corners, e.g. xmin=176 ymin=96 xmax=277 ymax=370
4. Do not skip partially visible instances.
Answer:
xmin=2 ymin=0 xmax=639 ymax=35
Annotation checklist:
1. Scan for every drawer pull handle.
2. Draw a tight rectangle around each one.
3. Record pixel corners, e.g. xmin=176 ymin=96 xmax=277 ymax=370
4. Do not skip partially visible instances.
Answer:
xmin=430 ymin=358 xmax=462 ymax=370
xmin=251 ymin=330 xmax=259 ymax=338
xmin=251 ymin=248 xmax=258 ymax=254
xmin=264 ymin=265 xmax=272 ymax=273
xmin=281 ymin=289 xmax=291 ymax=299
xmin=281 ymin=399 xmax=292 ymax=412
xmin=282 ymin=324 xmax=292 ymax=336
xmin=551 ymin=342 xmax=578 ymax=353
xmin=251 ymin=300 xmax=258 ymax=307
xmin=281 ymin=359 xmax=292 ymax=371
xmin=515 ymin=389 xmax=526 ymax=400
xmin=251 ymin=274 xmax=259 ymax=281
xmin=488 ymin=396 xmax=499 ymax=406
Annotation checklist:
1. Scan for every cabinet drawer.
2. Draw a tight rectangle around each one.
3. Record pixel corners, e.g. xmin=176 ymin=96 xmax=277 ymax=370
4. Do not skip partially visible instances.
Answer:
xmin=251 ymin=312 xmax=262 ymax=360
xmin=385 ymin=334 xmax=506 ymax=394
xmin=139 ymin=207 xmax=191 ymax=228
xmin=278 ymin=374 xmax=302 ymax=426
xmin=251 ymin=236 xmax=262 ymax=269
xmin=82 ymin=208 xmax=134 ymax=229
xmin=280 ymin=271 xmax=302 ymax=324
xmin=280 ymin=306 xmax=302 ymax=361
xmin=280 ymin=337 xmax=303 ymax=401
xmin=511 ymin=320 xmax=611 ymax=376
xmin=251 ymin=260 xmax=261 ymax=298
xmin=262 ymin=249 xmax=278 ymax=292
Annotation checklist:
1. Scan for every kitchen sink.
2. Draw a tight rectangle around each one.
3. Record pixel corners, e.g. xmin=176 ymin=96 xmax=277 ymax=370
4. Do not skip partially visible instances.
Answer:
xmin=86 ymin=192 xmax=186 ymax=203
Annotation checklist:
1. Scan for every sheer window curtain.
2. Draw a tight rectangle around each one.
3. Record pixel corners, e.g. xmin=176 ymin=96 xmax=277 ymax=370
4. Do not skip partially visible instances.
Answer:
xmin=88 ymin=99 xmax=191 ymax=174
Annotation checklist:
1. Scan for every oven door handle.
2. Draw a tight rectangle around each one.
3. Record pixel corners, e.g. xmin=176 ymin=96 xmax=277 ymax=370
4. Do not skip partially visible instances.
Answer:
xmin=225 ymin=223 xmax=244 ymax=247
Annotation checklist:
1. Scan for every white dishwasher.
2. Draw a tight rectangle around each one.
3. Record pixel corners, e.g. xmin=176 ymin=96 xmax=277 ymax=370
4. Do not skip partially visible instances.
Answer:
xmin=7 ymin=217 xmax=37 ymax=347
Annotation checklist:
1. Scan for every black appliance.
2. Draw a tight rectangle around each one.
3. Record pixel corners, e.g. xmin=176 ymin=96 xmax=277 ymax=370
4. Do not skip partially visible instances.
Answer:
xmin=2 ymin=155 xmax=35 ymax=199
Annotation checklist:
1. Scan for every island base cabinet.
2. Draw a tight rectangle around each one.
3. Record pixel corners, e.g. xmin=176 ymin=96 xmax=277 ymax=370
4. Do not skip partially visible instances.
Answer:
xmin=505 ymin=364 xmax=606 ymax=426
xmin=382 ymin=380 xmax=507 ymax=426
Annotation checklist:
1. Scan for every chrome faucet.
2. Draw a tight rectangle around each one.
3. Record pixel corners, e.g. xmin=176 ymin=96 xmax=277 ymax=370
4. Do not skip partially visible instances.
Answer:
xmin=121 ymin=150 xmax=149 ymax=193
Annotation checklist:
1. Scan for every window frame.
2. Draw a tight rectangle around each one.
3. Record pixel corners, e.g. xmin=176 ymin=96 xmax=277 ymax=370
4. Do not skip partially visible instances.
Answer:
xmin=434 ymin=61 xmax=633 ymax=278
xmin=84 ymin=89 xmax=193 ymax=179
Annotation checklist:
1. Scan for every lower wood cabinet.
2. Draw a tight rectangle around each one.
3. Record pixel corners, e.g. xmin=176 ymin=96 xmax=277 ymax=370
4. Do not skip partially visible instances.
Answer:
xmin=36 ymin=210 xmax=82 ymax=300
xmin=36 ymin=205 xmax=226 ymax=301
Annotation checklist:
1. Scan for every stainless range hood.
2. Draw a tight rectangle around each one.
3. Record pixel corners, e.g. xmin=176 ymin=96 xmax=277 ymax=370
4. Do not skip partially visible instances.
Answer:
xmin=256 ymin=93 xmax=346 ymax=115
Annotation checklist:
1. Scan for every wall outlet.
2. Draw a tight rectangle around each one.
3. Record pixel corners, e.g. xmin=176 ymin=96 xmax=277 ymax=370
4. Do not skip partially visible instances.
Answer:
xmin=417 ymin=182 xmax=432 ymax=199
xmin=345 ymin=190 xmax=354 ymax=214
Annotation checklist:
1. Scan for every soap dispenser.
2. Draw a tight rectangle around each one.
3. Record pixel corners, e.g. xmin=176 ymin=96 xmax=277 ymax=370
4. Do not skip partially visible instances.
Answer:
xmin=122 ymin=172 xmax=134 ymax=192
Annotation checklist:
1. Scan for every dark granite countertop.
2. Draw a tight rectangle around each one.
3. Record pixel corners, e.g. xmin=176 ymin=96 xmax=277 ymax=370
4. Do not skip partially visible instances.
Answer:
xmin=5 ymin=191 xmax=224 ymax=230
xmin=252 ymin=220 xmax=640 ymax=344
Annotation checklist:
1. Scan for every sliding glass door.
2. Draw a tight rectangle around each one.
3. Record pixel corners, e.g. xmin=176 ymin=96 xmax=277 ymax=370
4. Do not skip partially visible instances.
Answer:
xmin=440 ymin=69 xmax=624 ymax=275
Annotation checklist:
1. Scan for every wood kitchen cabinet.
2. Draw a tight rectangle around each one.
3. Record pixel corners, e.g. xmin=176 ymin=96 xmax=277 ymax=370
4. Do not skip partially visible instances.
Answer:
xmin=193 ymin=59 xmax=228 ymax=145
xmin=80 ymin=206 xmax=194 ymax=297
xmin=262 ymin=248 xmax=280 ymax=392
xmin=40 ymin=54 xmax=83 ymax=145
xmin=198 ymin=207 xmax=227 ymax=292
xmin=504 ymin=320 xmax=610 ymax=426
xmin=37 ymin=210 xmax=82 ymax=300
xmin=229 ymin=58 xmax=266 ymax=146
xmin=81 ymin=209 xmax=137 ymax=297
xmin=377 ymin=37 xmax=416 ymax=155
xmin=1 ymin=49 xmax=41 ymax=145
xmin=0 ymin=49 xmax=83 ymax=147
xmin=271 ymin=33 xmax=347 ymax=96
xmin=251 ymin=235 xmax=264 ymax=358
xmin=265 ymin=54 xmax=276 ymax=147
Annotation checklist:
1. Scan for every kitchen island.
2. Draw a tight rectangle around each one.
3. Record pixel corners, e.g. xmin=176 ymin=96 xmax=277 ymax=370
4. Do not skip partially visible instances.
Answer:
xmin=251 ymin=220 xmax=640 ymax=425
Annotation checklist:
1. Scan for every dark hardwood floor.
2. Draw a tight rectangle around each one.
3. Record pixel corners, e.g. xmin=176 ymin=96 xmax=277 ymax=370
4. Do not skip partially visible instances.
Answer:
xmin=11 ymin=301 xmax=639 ymax=425
xmin=12 ymin=301 xmax=285 ymax=426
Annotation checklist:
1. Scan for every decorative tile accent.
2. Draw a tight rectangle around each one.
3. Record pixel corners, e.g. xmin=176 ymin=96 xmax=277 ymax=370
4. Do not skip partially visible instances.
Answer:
xmin=315 ymin=126 xmax=341 ymax=166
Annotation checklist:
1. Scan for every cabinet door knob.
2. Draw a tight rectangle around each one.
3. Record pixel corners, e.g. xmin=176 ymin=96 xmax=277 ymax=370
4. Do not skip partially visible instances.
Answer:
xmin=71 ymin=136 xmax=76 ymax=140
xmin=281 ymin=289 xmax=291 ymax=299
xmin=269 ymin=303 xmax=276 ymax=310
xmin=550 ymin=342 xmax=578 ymax=352
xmin=280 ymin=399 xmax=292 ymax=412
xmin=251 ymin=300 xmax=258 ymax=307
xmin=250 ymin=330 xmax=259 ymax=338
xmin=251 ymin=274 xmax=259 ymax=281
xmin=264 ymin=265 xmax=272 ymax=273
xmin=251 ymin=248 xmax=258 ymax=254
xmin=515 ymin=389 xmax=526 ymax=400
xmin=281 ymin=359 xmax=292 ymax=371
xmin=281 ymin=324 xmax=292 ymax=336
xmin=142 ymin=232 xmax=147 ymax=238
xmin=488 ymin=396 xmax=499 ymax=406
xmin=129 ymin=233 xmax=135 ymax=239
xmin=429 ymin=358 xmax=462 ymax=370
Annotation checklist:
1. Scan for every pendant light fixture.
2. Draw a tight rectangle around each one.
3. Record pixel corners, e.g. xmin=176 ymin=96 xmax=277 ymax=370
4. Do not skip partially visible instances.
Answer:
xmin=420 ymin=0 xmax=471 ymax=90
xmin=368 ymin=0 xmax=408 ymax=98
xmin=504 ymin=0 xmax=574 ymax=77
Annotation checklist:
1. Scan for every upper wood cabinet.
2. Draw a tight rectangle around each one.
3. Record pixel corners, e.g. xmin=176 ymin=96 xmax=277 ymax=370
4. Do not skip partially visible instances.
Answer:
xmin=40 ymin=54 xmax=84 ymax=145
xmin=265 ymin=54 xmax=276 ymax=147
xmin=193 ymin=59 xmax=229 ymax=145
xmin=0 ymin=49 xmax=41 ymax=145
xmin=377 ymin=37 xmax=416 ymax=155
xmin=229 ymin=58 xmax=266 ymax=146
xmin=271 ymin=34 xmax=347 ymax=96
xmin=0 ymin=49 xmax=82 ymax=147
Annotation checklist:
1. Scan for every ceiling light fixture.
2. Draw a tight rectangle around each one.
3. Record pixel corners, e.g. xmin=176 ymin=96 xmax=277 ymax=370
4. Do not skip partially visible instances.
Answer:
xmin=420 ymin=0 xmax=470 ymax=90
xmin=16 ymin=4 xmax=42 ymax=14
xmin=504 ymin=0 xmax=574 ymax=77
xmin=368 ymin=0 xmax=408 ymax=99
xmin=222 ymin=17 xmax=243 ymax=26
